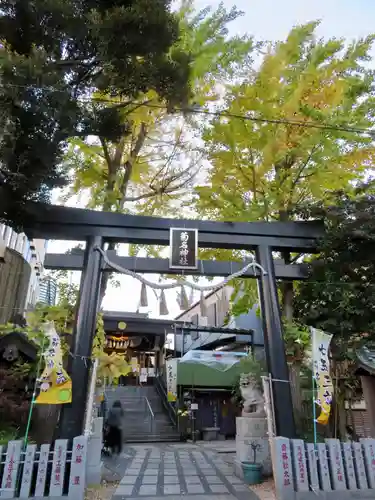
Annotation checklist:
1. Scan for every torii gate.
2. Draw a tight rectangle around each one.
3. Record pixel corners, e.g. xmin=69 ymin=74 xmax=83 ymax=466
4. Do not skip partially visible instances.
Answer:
xmin=20 ymin=202 xmax=324 ymax=440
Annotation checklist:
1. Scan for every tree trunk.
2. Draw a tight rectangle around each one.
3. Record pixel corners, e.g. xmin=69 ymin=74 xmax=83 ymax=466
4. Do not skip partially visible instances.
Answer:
xmin=348 ymin=400 xmax=358 ymax=441
xmin=337 ymin=397 xmax=347 ymax=440
xmin=97 ymin=126 xmax=148 ymax=306
xmin=281 ymin=247 xmax=303 ymax=426
xmin=288 ymin=360 xmax=303 ymax=422
xmin=99 ymin=242 xmax=116 ymax=306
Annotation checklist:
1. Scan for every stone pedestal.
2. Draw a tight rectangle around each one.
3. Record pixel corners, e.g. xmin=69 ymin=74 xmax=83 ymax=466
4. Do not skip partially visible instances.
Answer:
xmin=86 ymin=417 xmax=103 ymax=486
xmin=234 ymin=416 xmax=272 ymax=478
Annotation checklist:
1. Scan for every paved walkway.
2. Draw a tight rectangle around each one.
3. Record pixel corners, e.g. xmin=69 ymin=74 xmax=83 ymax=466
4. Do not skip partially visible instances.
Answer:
xmin=105 ymin=445 xmax=260 ymax=500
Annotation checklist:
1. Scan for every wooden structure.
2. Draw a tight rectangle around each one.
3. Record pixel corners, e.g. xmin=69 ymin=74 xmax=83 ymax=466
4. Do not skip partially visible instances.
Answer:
xmin=0 ymin=331 xmax=37 ymax=364
xmin=0 ymin=248 xmax=31 ymax=324
xmin=102 ymin=312 xmax=164 ymax=384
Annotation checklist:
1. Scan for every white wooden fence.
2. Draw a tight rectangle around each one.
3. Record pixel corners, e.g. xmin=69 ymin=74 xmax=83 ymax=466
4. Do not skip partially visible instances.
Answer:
xmin=0 ymin=436 xmax=88 ymax=499
xmin=273 ymin=437 xmax=375 ymax=499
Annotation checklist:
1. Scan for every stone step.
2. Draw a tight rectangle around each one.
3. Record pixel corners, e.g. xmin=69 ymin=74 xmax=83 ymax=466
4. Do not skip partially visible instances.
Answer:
xmin=124 ymin=425 xmax=175 ymax=431
xmin=123 ymin=434 xmax=180 ymax=443
xmin=105 ymin=385 xmax=177 ymax=434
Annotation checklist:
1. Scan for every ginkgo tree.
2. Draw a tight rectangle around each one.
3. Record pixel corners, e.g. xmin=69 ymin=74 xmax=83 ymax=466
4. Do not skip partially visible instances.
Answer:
xmin=194 ymin=22 xmax=375 ymax=416
xmin=61 ymin=1 xmax=253 ymax=217
xmin=59 ymin=0 xmax=253 ymax=302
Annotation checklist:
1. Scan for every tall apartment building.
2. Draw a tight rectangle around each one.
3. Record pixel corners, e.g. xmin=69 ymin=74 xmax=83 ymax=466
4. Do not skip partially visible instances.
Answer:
xmin=0 ymin=224 xmax=47 ymax=323
xmin=38 ymin=276 xmax=57 ymax=306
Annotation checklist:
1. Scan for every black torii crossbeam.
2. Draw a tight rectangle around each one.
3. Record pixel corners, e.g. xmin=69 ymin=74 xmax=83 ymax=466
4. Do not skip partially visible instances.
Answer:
xmin=44 ymin=252 xmax=309 ymax=280
xmin=21 ymin=202 xmax=324 ymax=440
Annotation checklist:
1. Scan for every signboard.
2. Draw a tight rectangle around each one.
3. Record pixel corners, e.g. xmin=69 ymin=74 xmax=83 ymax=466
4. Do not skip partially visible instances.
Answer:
xmin=169 ymin=228 xmax=198 ymax=270
xmin=166 ymin=359 xmax=178 ymax=402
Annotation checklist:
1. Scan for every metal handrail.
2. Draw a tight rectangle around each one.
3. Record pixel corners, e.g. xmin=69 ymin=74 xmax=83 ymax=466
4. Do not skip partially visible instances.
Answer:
xmin=145 ymin=397 xmax=155 ymax=419
xmin=145 ymin=396 xmax=154 ymax=433
xmin=154 ymin=375 xmax=177 ymax=427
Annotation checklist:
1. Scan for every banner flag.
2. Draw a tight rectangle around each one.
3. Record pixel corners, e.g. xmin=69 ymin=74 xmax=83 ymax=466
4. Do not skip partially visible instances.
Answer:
xmin=311 ymin=327 xmax=333 ymax=425
xmin=36 ymin=321 xmax=72 ymax=405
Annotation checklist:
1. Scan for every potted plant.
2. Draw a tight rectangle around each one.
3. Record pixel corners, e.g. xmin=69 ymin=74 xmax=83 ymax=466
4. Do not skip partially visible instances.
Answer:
xmin=177 ymin=406 xmax=189 ymax=439
xmin=241 ymin=441 xmax=263 ymax=485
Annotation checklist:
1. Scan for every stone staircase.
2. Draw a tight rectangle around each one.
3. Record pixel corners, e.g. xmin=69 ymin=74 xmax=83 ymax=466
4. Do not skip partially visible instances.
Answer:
xmin=105 ymin=385 xmax=180 ymax=443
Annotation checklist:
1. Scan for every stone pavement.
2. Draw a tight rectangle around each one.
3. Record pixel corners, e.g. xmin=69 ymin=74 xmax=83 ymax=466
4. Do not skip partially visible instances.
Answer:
xmin=107 ymin=445 xmax=260 ymax=500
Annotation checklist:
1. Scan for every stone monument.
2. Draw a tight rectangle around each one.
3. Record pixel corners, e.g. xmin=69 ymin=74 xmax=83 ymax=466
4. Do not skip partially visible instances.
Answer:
xmin=234 ymin=373 xmax=272 ymax=477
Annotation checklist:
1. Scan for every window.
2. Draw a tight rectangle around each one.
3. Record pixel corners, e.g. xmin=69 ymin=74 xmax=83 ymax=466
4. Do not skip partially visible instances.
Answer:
xmin=191 ymin=314 xmax=199 ymax=325
xmin=191 ymin=331 xmax=199 ymax=341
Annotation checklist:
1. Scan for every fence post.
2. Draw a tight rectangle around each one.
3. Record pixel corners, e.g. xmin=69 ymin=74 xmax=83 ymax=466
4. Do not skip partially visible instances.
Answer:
xmin=86 ymin=419 xmax=103 ymax=486
xmin=290 ymin=439 xmax=309 ymax=492
xmin=305 ymin=443 xmax=319 ymax=492
xmin=316 ymin=443 xmax=331 ymax=491
xmin=68 ymin=436 xmax=88 ymax=498
xmin=272 ymin=437 xmax=294 ymax=500
xmin=19 ymin=444 xmax=37 ymax=499
xmin=341 ymin=442 xmax=357 ymax=490
xmin=360 ymin=438 xmax=375 ymax=489
xmin=49 ymin=439 xmax=68 ymax=497
xmin=0 ymin=440 xmax=22 ymax=498
xmin=325 ymin=439 xmax=347 ymax=491
xmin=34 ymin=444 xmax=50 ymax=497
xmin=353 ymin=441 xmax=368 ymax=490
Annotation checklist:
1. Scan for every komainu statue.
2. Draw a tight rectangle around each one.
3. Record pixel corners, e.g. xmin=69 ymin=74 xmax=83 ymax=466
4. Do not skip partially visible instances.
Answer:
xmin=239 ymin=373 xmax=266 ymax=417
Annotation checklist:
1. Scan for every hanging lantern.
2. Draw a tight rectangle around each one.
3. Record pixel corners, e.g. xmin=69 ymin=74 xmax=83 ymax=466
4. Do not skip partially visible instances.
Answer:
xmin=179 ymin=286 xmax=189 ymax=310
xmin=140 ymin=282 xmax=148 ymax=307
xmin=159 ymin=290 xmax=169 ymax=316
xmin=221 ymin=287 xmax=229 ymax=310
xmin=200 ymin=291 xmax=207 ymax=317
xmin=188 ymin=287 xmax=194 ymax=306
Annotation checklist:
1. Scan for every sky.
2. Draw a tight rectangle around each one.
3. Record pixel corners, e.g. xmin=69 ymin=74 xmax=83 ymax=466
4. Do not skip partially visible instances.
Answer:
xmin=47 ymin=0 xmax=375 ymax=319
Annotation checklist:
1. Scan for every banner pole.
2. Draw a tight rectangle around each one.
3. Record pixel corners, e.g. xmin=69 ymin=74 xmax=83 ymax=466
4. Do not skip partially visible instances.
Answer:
xmin=312 ymin=367 xmax=317 ymax=445
xmin=311 ymin=327 xmax=318 ymax=446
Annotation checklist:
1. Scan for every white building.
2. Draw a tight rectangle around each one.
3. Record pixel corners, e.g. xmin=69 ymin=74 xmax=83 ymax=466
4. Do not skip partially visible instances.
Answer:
xmin=0 ymin=223 xmax=47 ymax=318
xmin=174 ymin=286 xmax=264 ymax=355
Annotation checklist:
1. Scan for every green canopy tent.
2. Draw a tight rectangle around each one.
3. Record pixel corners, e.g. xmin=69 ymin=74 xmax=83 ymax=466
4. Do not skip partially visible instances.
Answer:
xmin=177 ymin=350 xmax=247 ymax=388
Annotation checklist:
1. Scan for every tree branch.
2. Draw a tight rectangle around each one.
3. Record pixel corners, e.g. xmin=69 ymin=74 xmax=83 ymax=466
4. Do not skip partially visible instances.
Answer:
xmin=99 ymin=137 xmax=112 ymax=169
xmin=287 ymin=146 xmax=319 ymax=206
xmin=118 ymin=122 xmax=148 ymax=209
